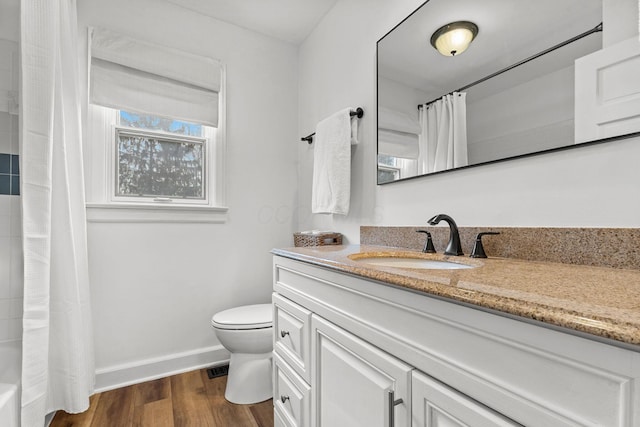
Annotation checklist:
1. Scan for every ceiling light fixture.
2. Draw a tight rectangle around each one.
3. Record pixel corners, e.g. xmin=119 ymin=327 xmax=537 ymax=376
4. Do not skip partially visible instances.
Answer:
xmin=430 ymin=21 xmax=479 ymax=57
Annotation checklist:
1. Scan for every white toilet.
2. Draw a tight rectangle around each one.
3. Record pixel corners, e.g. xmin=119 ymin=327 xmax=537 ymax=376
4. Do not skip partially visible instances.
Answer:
xmin=211 ymin=303 xmax=273 ymax=404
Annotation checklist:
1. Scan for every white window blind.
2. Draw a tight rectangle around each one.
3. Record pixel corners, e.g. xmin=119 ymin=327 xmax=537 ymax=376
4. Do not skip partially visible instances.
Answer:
xmin=89 ymin=27 xmax=221 ymax=127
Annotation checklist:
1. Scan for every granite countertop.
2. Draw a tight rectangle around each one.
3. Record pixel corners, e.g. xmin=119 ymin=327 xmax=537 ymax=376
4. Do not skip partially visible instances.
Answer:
xmin=272 ymin=244 xmax=640 ymax=349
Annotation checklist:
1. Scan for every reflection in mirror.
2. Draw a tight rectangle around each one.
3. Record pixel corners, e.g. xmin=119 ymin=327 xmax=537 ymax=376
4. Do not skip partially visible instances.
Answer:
xmin=377 ymin=0 xmax=640 ymax=184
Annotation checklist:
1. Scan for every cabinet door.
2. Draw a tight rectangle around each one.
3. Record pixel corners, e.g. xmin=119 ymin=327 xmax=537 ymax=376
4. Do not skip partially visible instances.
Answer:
xmin=311 ymin=315 xmax=412 ymax=427
xmin=412 ymin=370 xmax=520 ymax=427
xmin=575 ymin=36 xmax=640 ymax=143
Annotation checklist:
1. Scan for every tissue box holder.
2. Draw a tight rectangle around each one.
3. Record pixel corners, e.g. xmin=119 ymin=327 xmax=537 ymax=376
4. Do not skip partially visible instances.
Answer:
xmin=293 ymin=232 xmax=343 ymax=247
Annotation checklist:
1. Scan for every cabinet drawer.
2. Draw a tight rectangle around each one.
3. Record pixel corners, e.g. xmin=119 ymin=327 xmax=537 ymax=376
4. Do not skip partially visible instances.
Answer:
xmin=273 ymin=293 xmax=312 ymax=381
xmin=274 ymin=352 xmax=311 ymax=427
xmin=275 ymin=404 xmax=293 ymax=427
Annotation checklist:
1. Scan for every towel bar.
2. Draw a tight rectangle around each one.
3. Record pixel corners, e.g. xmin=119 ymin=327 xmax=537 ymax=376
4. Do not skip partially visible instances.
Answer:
xmin=301 ymin=107 xmax=363 ymax=144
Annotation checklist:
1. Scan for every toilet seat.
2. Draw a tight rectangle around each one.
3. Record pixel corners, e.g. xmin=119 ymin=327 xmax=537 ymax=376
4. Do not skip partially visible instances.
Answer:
xmin=211 ymin=303 xmax=272 ymax=330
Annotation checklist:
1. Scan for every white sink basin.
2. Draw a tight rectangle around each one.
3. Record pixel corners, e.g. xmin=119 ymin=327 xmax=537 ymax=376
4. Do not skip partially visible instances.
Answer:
xmin=351 ymin=255 xmax=476 ymax=270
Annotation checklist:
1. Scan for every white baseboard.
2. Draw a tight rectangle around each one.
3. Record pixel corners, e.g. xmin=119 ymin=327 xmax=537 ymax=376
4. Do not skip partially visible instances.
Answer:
xmin=94 ymin=345 xmax=230 ymax=393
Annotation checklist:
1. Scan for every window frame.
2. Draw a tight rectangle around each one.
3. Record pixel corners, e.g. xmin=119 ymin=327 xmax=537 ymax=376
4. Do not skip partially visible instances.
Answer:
xmin=377 ymin=164 xmax=401 ymax=183
xmin=85 ymin=104 xmax=227 ymax=223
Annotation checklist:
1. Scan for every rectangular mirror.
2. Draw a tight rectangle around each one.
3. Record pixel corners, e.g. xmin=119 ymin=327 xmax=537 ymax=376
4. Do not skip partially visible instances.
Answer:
xmin=377 ymin=0 xmax=640 ymax=184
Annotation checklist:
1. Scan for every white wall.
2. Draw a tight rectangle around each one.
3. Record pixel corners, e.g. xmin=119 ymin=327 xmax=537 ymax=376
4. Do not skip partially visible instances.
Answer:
xmin=467 ymin=65 xmax=575 ymax=164
xmin=78 ymin=0 xmax=299 ymax=390
xmin=0 ymin=0 xmax=18 ymax=41
xmin=0 ymin=0 xmax=22 ymax=344
xmin=603 ymin=0 xmax=639 ymax=46
xmin=298 ymin=0 xmax=640 ymax=241
xmin=378 ymin=77 xmax=426 ymax=116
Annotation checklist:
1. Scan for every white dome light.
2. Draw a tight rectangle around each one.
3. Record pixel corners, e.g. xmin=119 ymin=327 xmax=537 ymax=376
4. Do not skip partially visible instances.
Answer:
xmin=430 ymin=21 xmax=479 ymax=57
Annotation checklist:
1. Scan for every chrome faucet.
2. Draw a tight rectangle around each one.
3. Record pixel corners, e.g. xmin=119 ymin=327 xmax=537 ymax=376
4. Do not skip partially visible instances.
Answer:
xmin=427 ymin=214 xmax=463 ymax=256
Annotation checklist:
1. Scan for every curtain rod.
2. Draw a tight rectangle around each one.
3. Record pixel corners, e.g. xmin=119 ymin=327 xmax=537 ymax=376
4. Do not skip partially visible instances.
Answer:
xmin=301 ymin=107 xmax=364 ymax=144
xmin=418 ymin=23 xmax=603 ymax=109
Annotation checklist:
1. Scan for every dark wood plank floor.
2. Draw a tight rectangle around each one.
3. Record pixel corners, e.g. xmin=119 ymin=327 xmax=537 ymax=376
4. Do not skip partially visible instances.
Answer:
xmin=50 ymin=369 xmax=274 ymax=427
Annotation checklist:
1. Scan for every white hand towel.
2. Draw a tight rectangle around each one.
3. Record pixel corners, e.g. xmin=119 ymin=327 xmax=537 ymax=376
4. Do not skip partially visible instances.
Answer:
xmin=312 ymin=108 xmax=355 ymax=215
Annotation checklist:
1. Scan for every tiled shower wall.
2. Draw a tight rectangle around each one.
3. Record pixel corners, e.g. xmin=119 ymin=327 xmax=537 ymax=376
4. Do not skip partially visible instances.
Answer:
xmin=0 ymin=37 xmax=22 ymax=343
xmin=0 ymin=186 xmax=22 ymax=343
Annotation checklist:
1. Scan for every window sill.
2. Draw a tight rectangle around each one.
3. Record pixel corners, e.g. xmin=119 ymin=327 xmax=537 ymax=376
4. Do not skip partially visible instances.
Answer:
xmin=85 ymin=202 xmax=228 ymax=223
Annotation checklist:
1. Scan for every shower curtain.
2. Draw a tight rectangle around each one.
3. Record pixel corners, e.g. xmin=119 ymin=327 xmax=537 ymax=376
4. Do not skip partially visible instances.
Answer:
xmin=21 ymin=0 xmax=95 ymax=425
xmin=418 ymin=92 xmax=468 ymax=174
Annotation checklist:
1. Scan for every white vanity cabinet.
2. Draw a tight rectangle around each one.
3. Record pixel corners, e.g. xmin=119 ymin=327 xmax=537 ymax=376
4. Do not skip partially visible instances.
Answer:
xmin=272 ymin=255 xmax=640 ymax=427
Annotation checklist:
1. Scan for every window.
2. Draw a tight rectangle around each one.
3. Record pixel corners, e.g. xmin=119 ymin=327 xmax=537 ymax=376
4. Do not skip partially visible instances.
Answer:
xmin=85 ymin=28 xmax=226 ymax=222
xmin=84 ymin=105 xmax=227 ymax=223
xmin=377 ymin=154 xmax=417 ymax=184
xmin=114 ymin=111 xmax=208 ymax=204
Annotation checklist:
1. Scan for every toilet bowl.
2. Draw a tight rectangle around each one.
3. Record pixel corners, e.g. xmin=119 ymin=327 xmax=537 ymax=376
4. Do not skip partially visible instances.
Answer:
xmin=211 ymin=303 xmax=273 ymax=404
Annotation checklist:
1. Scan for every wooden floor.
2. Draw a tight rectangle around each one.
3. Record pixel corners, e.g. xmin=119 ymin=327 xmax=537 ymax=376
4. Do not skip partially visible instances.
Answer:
xmin=50 ymin=369 xmax=274 ymax=427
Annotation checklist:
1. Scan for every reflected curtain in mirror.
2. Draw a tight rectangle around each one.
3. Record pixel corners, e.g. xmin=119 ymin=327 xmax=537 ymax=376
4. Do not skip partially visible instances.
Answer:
xmin=419 ymin=92 xmax=468 ymax=174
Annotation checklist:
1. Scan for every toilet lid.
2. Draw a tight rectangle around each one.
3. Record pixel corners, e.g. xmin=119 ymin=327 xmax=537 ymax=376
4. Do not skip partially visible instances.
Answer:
xmin=211 ymin=303 xmax=273 ymax=330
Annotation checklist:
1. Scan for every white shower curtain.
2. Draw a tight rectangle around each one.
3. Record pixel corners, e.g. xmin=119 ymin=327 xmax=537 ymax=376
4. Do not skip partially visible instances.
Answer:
xmin=21 ymin=0 xmax=95 ymax=425
xmin=418 ymin=92 xmax=468 ymax=174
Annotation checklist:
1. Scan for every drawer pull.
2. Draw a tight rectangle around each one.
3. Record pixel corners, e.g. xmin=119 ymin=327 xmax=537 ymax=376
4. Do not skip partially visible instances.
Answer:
xmin=280 ymin=330 xmax=290 ymax=338
xmin=388 ymin=390 xmax=403 ymax=427
xmin=280 ymin=395 xmax=290 ymax=403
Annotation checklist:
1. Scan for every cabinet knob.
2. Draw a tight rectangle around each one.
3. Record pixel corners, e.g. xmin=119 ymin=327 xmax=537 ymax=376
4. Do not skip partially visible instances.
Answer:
xmin=280 ymin=330 xmax=290 ymax=338
xmin=280 ymin=395 xmax=289 ymax=403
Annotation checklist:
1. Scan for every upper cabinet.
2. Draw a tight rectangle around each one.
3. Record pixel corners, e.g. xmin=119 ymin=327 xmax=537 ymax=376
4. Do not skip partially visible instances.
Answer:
xmin=575 ymin=36 xmax=640 ymax=142
xmin=377 ymin=0 xmax=640 ymax=184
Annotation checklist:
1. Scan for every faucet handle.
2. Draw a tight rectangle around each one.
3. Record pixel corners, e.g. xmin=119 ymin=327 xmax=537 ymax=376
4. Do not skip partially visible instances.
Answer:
xmin=416 ymin=230 xmax=436 ymax=253
xmin=470 ymin=232 xmax=500 ymax=258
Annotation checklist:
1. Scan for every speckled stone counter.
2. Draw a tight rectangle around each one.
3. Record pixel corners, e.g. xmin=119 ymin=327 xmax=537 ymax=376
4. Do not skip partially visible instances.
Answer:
xmin=361 ymin=226 xmax=640 ymax=270
xmin=272 ymin=244 xmax=640 ymax=350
